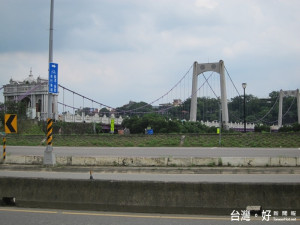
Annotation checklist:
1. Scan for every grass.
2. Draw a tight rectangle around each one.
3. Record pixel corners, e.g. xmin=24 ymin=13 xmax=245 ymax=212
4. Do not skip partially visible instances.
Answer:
xmin=2 ymin=132 xmax=300 ymax=148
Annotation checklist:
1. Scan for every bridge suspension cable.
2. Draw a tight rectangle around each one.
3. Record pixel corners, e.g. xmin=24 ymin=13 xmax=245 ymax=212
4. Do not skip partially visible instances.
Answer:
xmin=157 ymin=72 xmax=215 ymax=114
xmin=57 ymin=64 xmax=194 ymax=115
xmin=281 ymin=96 xmax=296 ymax=119
xmin=260 ymin=97 xmax=296 ymax=125
xmin=248 ymin=94 xmax=279 ymax=124
xmin=57 ymin=101 xmax=80 ymax=110
xmin=58 ymin=84 xmax=116 ymax=111
xmin=115 ymin=64 xmax=194 ymax=114
xmin=202 ymin=73 xmax=218 ymax=99
xmin=224 ymin=66 xmax=241 ymax=97
xmin=109 ymin=71 xmax=215 ymax=115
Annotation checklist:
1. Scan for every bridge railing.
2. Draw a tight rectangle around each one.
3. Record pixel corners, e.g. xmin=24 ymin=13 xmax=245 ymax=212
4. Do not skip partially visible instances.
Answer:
xmin=59 ymin=113 xmax=258 ymax=130
xmin=59 ymin=112 xmax=123 ymax=125
xmin=200 ymin=120 xmax=255 ymax=131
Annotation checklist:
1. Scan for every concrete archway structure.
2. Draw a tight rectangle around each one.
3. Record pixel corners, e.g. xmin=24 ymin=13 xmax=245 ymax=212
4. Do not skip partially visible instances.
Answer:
xmin=3 ymin=70 xmax=58 ymax=121
xmin=190 ymin=60 xmax=229 ymax=129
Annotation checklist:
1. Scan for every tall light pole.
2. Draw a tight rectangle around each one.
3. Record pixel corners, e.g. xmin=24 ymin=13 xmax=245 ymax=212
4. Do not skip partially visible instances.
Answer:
xmin=218 ymin=99 xmax=222 ymax=146
xmin=242 ymin=83 xmax=247 ymax=133
xmin=48 ymin=0 xmax=54 ymax=119
xmin=44 ymin=0 xmax=56 ymax=165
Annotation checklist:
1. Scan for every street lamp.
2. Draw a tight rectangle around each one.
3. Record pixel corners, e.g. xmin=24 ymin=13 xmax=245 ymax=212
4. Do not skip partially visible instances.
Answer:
xmin=242 ymin=83 xmax=247 ymax=133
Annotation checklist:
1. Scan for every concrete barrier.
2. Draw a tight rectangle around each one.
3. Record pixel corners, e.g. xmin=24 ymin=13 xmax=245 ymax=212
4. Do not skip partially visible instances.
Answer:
xmin=0 ymin=177 xmax=299 ymax=215
xmin=1 ymin=155 xmax=300 ymax=167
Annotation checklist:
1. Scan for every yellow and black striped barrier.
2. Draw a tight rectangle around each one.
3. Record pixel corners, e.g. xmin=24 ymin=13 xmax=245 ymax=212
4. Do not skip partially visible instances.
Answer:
xmin=3 ymin=136 xmax=6 ymax=160
xmin=47 ymin=118 xmax=53 ymax=146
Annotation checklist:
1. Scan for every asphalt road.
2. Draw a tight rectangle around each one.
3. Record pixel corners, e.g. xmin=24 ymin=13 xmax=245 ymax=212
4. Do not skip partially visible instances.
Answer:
xmin=5 ymin=146 xmax=300 ymax=157
xmin=0 ymin=208 xmax=298 ymax=225
xmin=1 ymin=170 xmax=300 ymax=183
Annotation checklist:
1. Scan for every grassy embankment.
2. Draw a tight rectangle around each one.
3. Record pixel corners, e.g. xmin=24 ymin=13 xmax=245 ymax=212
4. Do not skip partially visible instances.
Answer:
xmin=1 ymin=120 xmax=299 ymax=147
xmin=3 ymin=133 xmax=300 ymax=148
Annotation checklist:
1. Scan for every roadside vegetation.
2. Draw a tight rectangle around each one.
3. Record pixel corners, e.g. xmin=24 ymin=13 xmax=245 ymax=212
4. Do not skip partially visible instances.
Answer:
xmin=3 ymin=133 xmax=300 ymax=148
xmin=2 ymin=121 xmax=300 ymax=148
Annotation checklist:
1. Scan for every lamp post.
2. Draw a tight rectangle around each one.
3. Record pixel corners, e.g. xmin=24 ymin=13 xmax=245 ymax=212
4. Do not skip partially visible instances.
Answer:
xmin=242 ymin=83 xmax=247 ymax=133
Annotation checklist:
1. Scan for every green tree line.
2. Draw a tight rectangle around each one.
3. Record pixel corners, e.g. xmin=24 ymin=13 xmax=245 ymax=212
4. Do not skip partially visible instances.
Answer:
xmin=117 ymin=91 xmax=298 ymax=125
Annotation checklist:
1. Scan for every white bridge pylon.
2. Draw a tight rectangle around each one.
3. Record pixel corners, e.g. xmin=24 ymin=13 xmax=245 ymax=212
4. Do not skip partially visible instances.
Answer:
xmin=278 ymin=89 xmax=300 ymax=127
xmin=190 ymin=60 xmax=229 ymax=129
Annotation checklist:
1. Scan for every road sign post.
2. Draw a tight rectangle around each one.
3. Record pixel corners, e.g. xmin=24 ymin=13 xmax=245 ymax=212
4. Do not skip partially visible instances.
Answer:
xmin=2 ymin=136 xmax=6 ymax=161
xmin=3 ymin=114 xmax=17 ymax=161
xmin=44 ymin=0 xmax=56 ymax=166
xmin=5 ymin=114 xmax=17 ymax=134
xmin=44 ymin=63 xmax=57 ymax=165
xmin=44 ymin=118 xmax=56 ymax=165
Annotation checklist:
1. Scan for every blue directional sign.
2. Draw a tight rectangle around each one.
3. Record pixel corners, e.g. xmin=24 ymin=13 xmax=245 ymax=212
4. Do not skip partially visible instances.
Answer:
xmin=49 ymin=63 xmax=58 ymax=94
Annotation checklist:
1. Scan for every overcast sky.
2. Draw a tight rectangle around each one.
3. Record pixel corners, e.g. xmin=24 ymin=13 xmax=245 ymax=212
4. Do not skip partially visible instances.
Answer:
xmin=1 ymin=0 xmax=300 ymax=109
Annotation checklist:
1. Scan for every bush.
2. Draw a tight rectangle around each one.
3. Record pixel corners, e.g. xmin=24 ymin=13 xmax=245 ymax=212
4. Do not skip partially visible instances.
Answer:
xmin=279 ymin=123 xmax=300 ymax=132
xmin=122 ymin=114 xmax=219 ymax=134
xmin=254 ymin=124 xmax=270 ymax=133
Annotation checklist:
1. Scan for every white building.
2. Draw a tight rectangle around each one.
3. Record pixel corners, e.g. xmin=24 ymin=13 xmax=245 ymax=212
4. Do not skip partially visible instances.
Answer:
xmin=3 ymin=69 xmax=58 ymax=121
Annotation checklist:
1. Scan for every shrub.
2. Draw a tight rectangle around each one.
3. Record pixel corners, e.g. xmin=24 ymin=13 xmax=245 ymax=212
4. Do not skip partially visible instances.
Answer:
xmin=254 ymin=124 xmax=270 ymax=133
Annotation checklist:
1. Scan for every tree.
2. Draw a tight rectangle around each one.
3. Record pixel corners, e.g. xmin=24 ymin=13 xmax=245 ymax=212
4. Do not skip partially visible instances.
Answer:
xmin=99 ymin=108 xmax=110 ymax=117
xmin=116 ymin=101 xmax=153 ymax=116
xmin=0 ymin=100 xmax=27 ymax=126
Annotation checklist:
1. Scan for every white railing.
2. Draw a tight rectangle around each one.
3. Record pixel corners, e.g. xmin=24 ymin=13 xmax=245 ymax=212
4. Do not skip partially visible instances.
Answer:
xmin=200 ymin=120 xmax=255 ymax=130
xmin=57 ymin=114 xmax=281 ymax=131
xmin=59 ymin=112 xmax=123 ymax=125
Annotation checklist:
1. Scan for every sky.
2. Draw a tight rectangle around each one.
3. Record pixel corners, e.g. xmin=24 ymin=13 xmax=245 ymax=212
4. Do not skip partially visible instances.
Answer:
xmin=1 ymin=0 xmax=300 ymax=109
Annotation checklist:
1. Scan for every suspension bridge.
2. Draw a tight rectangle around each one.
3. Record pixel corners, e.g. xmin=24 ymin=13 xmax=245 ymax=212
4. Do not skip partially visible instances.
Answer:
xmin=1 ymin=60 xmax=299 ymax=132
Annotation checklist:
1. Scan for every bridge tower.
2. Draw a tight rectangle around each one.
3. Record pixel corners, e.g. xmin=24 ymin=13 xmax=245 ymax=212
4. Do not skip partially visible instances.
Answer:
xmin=278 ymin=89 xmax=300 ymax=127
xmin=190 ymin=60 xmax=229 ymax=129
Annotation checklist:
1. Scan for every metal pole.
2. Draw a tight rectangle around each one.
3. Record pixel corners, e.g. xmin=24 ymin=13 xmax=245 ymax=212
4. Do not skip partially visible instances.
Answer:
xmin=3 ymin=135 xmax=6 ymax=161
xmin=44 ymin=0 xmax=56 ymax=165
xmin=297 ymin=89 xmax=300 ymax=125
xmin=243 ymin=87 xmax=246 ymax=133
xmin=73 ymin=92 xmax=75 ymax=121
xmin=63 ymin=87 xmax=65 ymax=113
xmin=48 ymin=0 xmax=54 ymax=119
xmin=278 ymin=90 xmax=283 ymax=128
xmin=219 ymin=100 xmax=222 ymax=146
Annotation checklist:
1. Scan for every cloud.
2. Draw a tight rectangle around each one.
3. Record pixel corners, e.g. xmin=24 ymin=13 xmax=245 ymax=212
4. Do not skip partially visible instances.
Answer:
xmin=1 ymin=0 xmax=300 ymax=110
xmin=222 ymin=41 xmax=250 ymax=58
xmin=195 ymin=0 xmax=219 ymax=9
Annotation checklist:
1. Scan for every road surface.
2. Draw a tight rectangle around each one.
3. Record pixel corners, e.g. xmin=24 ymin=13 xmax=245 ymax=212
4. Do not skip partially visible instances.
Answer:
xmin=0 ymin=207 xmax=298 ymax=225
xmin=1 ymin=170 xmax=299 ymax=183
xmin=5 ymin=146 xmax=300 ymax=157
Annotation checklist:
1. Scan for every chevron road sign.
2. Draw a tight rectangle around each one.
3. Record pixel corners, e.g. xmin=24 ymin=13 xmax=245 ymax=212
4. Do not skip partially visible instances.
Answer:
xmin=5 ymin=114 xmax=17 ymax=133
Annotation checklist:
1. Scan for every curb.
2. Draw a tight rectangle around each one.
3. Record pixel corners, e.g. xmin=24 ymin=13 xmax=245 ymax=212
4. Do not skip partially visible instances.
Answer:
xmin=0 ymin=164 xmax=300 ymax=174
xmin=1 ymin=155 xmax=299 ymax=167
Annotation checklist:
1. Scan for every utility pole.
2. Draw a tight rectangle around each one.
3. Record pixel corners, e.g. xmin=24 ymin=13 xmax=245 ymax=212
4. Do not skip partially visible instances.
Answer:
xmin=48 ymin=0 xmax=54 ymax=118
xmin=44 ymin=0 xmax=56 ymax=165
xmin=218 ymin=99 xmax=222 ymax=146
xmin=242 ymin=83 xmax=247 ymax=133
